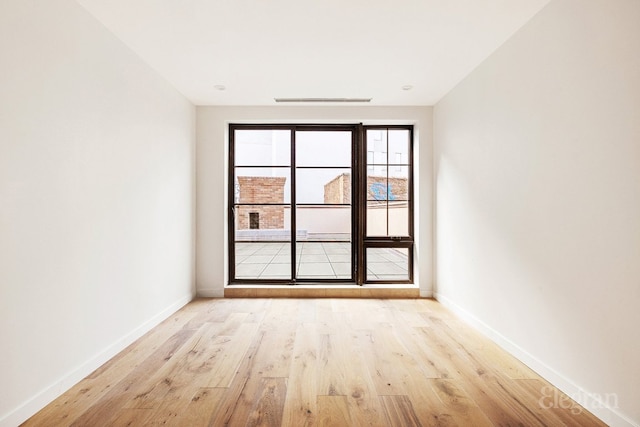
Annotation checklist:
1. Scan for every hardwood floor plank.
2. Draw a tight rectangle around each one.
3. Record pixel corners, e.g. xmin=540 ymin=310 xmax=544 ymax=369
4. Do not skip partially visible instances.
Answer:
xmin=409 ymin=326 xmax=465 ymax=379
xmin=516 ymin=378 xmax=608 ymax=427
xmin=23 ymin=312 xmax=200 ymax=426
xmin=260 ymin=298 xmax=301 ymax=331
xmin=63 ymin=328 xmax=199 ymax=426
xmin=202 ymin=322 xmax=260 ymax=388
xmin=429 ymin=379 xmax=494 ymax=427
xmin=23 ymin=298 xmax=608 ymax=427
xmin=353 ymin=329 xmax=407 ymax=396
xmin=380 ymin=395 xmax=422 ymax=427
xmin=318 ymin=395 xmax=352 ymax=427
xmin=105 ymin=408 xmax=153 ymax=426
xmin=297 ymin=298 xmax=318 ymax=323
xmin=431 ymin=312 xmax=539 ymax=380
xmin=245 ymin=377 xmax=288 ymax=427
xmin=174 ymin=387 xmax=226 ymax=426
xmin=183 ymin=298 xmax=237 ymax=327
xmin=391 ymin=323 xmax=455 ymax=379
xmin=331 ymin=328 xmax=386 ymax=426
xmin=379 ymin=331 xmax=466 ymax=427
xmin=254 ymin=326 xmax=297 ymax=378
xmin=354 ymin=323 xmax=421 ymax=396
xmin=282 ymin=323 xmax=319 ymax=426
xmin=207 ymin=329 xmax=265 ymax=426
xmin=318 ymin=333 xmax=349 ymax=396
xmin=122 ymin=325 xmax=214 ymax=410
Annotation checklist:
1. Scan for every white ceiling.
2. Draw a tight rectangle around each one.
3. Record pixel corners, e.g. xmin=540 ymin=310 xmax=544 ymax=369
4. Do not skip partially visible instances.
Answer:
xmin=76 ymin=0 xmax=551 ymax=106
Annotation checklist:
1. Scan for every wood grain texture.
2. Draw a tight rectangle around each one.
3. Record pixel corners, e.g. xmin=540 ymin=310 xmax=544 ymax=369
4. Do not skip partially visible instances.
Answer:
xmin=225 ymin=286 xmax=420 ymax=299
xmin=23 ymin=298 xmax=607 ymax=427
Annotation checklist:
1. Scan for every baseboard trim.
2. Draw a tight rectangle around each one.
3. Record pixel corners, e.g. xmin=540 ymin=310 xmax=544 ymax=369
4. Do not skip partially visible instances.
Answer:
xmin=196 ymin=288 xmax=225 ymax=298
xmin=420 ymin=289 xmax=433 ymax=298
xmin=434 ymin=292 xmax=638 ymax=427
xmin=1 ymin=293 xmax=193 ymax=427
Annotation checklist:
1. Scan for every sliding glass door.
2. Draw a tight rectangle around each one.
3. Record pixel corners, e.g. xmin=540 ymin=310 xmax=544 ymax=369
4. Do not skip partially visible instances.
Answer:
xmin=231 ymin=128 xmax=293 ymax=280
xmin=230 ymin=126 xmax=355 ymax=283
xmin=294 ymin=129 xmax=353 ymax=280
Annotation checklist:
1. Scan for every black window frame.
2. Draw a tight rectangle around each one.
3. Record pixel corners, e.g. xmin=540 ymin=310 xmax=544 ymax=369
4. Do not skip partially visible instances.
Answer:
xmin=359 ymin=125 xmax=414 ymax=284
xmin=228 ymin=123 xmax=414 ymax=285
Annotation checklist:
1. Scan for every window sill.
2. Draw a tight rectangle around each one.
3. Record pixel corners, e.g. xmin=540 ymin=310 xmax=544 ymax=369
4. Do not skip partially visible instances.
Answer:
xmin=224 ymin=283 xmax=419 ymax=298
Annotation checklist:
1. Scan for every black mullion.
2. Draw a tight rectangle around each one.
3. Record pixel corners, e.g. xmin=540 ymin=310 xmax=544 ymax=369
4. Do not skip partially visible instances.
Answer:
xmin=235 ymin=165 xmax=290 ymax=168
xmin=228 ymin=126 xmax=236 ymax=283
xmin=367 ymin=199 xmax=410 ymax=202
xmin=356 ymin=124 xmax=365 ymax=285
xmin=298 ymin=206 xmax=352 ymax=207
xmin=408 ymin=126 xmax=414 ymax=245
xmin=386 ymin=127 xmax=390 ymax=237
xmin=295 ymin=166 xmax=352 ymax=169
xmin=235 ymin=203 xmax=291 ymax=206
xmin=290 ymin=128 xmax=297 ymax=283
xmin=351 ymin=125 xmax=358 ymax=283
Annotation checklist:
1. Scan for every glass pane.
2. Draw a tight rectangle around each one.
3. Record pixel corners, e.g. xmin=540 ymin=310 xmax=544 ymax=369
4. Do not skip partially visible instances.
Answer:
xmin=367 ymin=175 xmax=388 ymax=201
xmin=296 ymin=131 xmax=351 ymax=167
xmin=296 ymin=168 xmax=351 ymax=204
xmin=367 ymin=201 xmax=387 ymax=236
xmin=296 ymin=242 xmax=351 ymax=279
xmin=296 ymin=206 xmax=351 ymax=241
xmin=235 ymin=242 xmax=291 ymax=279
xmin=235 ymin=167 xmax=290 ymax=204
xmin=388 ymin=129 xmax=410 ymax=164
xmin=367 ymin=167 xmax=408 ymax=201
xmin=235 ymin=205 xmax=291 ymax=240
xmin=367 ymin=129 xmax=387 ymax=163
xmin=235 ymin=129 xmax=290 ymax=166
xmin=366 ymin=248 xmax=409 ymax=281
xmin=388 ymin=201 xmax=409 ymax=236
xmin=388 ymin=166 xmax=409 ymax=200
xmin=368 ymin=165 xmax=386 ymax=177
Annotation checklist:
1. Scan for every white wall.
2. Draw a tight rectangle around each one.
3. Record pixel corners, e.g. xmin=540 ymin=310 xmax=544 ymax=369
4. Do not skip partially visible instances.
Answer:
xmin=0 ymin=1 xmax=195 ymax=425
xmin=434 ymin=0 xmax=640 ymax=426
xmin=197 ymin=106 xmax=432 ymax=296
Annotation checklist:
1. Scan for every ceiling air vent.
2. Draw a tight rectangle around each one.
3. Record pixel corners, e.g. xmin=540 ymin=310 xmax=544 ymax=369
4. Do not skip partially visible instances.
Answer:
xmin=274 ymin=98 xmax=372 ymax=103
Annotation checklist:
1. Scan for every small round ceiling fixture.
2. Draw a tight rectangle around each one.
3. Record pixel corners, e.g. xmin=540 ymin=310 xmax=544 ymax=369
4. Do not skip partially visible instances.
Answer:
xmin=402 ymin=85 xmax=413 ymax=91
xmin=214 ymin=85 xmax=226 ymax=91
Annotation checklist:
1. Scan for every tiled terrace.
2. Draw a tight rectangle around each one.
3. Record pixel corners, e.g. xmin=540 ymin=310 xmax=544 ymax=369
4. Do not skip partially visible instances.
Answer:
xmin=234 ymin=242 xmax=409 ymax=281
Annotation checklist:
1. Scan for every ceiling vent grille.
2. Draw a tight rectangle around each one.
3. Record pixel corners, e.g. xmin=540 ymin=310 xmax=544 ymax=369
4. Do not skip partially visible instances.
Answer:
xmin=274 ymin=98 xmax=372 ymax=103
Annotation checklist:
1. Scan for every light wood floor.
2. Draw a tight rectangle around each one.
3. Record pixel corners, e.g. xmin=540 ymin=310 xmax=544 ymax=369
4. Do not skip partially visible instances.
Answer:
xmin=24 ymin=298 xmax=606 ymax=426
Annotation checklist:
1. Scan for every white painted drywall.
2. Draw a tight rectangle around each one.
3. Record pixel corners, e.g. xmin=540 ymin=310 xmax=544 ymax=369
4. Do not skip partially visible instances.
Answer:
xmin=0 ymin=1 xmax=195 ymax=425
xmin=196 ymin=106 xmax=432 ymax=296
xmin=434 ymin=0 xmax=640 ymax=425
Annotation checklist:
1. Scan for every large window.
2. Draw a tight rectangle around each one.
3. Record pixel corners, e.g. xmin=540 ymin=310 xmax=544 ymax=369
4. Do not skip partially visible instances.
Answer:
xmin=229 ymin=124 xmax=413 ymax=285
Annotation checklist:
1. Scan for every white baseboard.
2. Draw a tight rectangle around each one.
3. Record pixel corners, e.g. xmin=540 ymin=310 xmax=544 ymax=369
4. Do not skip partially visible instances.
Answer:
xmin=196 ymin=287 xmax=224 ymax=298
xmin=434 ymin=292 xmax=638 ymax=427
xmin=420 ymin=289 xmax=433 ymax=298
xmin=0 ymin=294 xmax=193 ymax=427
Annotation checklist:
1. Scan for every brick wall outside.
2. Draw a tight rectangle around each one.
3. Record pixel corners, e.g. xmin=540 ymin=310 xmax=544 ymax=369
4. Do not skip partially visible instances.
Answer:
xmin=323 ymin=174 xmax=352 ymax=204
xmin=324 ymin=173 xmax=408 ymax=203
xmin=236 ymin=174 xmax=407 ymax=230
xmin=237 ymin=176 xmax=286 ymax=229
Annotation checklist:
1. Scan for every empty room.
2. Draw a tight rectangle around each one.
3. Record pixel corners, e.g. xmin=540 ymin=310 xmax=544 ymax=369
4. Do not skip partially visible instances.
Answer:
xmin=1 ymin=0 xmax=638 ymax=426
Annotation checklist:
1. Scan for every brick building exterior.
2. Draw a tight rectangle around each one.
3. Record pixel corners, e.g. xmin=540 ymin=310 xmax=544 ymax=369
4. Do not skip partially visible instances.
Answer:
xmin=236 ymin=176 xmax=286 ymax=229
xmin=236 ymin=173 xmax=407 ymax=232
xmin=324 ymin=173 xmax=408 ymax=203
xmin=323 ymin=174 xmax=352 ymax=204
